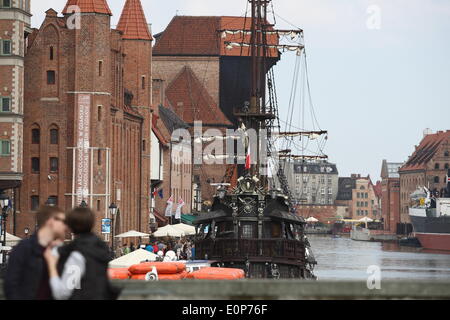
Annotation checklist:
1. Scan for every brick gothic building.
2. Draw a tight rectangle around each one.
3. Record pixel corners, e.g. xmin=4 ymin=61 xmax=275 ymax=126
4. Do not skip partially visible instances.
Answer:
xmin=399 ymin=130 xmax=450 ymax=224
xmin=13 ymin=0 xmax=154 ymax=239
xmin=0 ymin=0 xmax=31 ymax=232
xmin=380 ymin=160 xmax=402 ymax=233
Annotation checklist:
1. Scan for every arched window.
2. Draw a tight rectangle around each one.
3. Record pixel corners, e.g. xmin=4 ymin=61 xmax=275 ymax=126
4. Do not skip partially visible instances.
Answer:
xmin=435 ymin=163 xmax=440 ymax=170
xmin=434 ymin=176 xmax=440 ymax=183
xmin=445 ymin=163 xmax=449 ymax=170
xmin=50 ymin=128 xmax=58 ymax=144
xmin=31 ymin=128 xmax=40 ymax=144
xmin=445 ymin=151 xmax=449 ymax=157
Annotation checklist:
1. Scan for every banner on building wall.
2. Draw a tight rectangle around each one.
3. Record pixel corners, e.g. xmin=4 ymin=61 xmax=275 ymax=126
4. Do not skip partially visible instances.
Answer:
xmin=101 ymin=219 xmax=111 ymax=234
xmin=75 ymin=94 xmax=91 ymax=205
xmin=165 ymin=196 xmax=174 ymax=217
xmin=175 ymin=198 xmax=185 ymax=220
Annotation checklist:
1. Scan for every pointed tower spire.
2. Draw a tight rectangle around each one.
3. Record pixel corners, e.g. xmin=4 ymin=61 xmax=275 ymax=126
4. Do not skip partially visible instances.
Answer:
xmin=117 ymin=0 xmax=152 ymax=40
xmin=62 ymin=0 xmax=112 ymax=15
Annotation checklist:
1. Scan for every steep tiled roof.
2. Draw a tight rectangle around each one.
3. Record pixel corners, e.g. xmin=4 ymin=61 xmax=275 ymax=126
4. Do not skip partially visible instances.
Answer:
xmin=400 ymin=131 xmax=450 ymax=172
xmin=153 ymin=16 xmax=279 ymax=58
xmin=62 ymin=0 xmax=112 ymax=15
xmin=117 ymin=0 xmax=152 ymax=41
xmin=373 ymin=181 xmax=382 ymax=199
xmin=159 ymin=105 xmax=189 ymax=134
xmin=165 ymin=66 xmax=232 ymax=126
xmin=336 ymin=177 xmax=356 ymax=201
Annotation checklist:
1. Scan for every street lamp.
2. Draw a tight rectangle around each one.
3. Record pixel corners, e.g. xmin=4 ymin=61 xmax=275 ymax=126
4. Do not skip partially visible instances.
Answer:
xmin=109 ymin=203 xmax=118 ymax=257
xmin=0 ymin=191 xmax=10 ymax=265
xmin=24 ymin=228 xmax=29 ymax=238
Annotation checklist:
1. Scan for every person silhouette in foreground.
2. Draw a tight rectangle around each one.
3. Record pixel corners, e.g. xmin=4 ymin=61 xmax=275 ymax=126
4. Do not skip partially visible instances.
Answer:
xmin=44 ymin=207 xmax=121 ymax=300
xmin=4 ymin=206 xmax=67 ymax=300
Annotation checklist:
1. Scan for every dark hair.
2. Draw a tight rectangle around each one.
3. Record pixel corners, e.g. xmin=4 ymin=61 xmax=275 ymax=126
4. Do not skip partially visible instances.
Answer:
xmin=66 ymin=207 xmax=95 ymax=234
xmin=36 ymin=206 xmax=64 ymax=228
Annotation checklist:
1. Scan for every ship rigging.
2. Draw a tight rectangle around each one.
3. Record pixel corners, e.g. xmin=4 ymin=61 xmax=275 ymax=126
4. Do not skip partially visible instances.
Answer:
xmin=192 ymin=0 xmax=329 ymax=279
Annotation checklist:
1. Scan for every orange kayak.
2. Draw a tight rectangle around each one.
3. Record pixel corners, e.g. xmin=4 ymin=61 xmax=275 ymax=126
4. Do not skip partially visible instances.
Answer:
xmin=108 ymin=268 xmax=130 ymax=280
xmin=186 ymin=267 xmax=245 ymax=280
xmin=128 ymin=262 xmax=185 ymax=275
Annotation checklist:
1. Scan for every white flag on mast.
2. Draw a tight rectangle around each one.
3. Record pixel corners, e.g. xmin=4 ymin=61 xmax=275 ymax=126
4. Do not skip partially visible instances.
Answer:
xmin=165 ymin=196 xmax=174 ymax=217
xmin=175 ymin=198 xmax=185 ymax=220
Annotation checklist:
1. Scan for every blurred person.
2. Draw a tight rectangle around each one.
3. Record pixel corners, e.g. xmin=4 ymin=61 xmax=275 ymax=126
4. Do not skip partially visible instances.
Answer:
xmin=130 ymin=242 xmax=136 ymax=252
xmin=153 ymin=242 xmax=159 ymax=253
xmin=4 ymin=206 xmax=67 ymax=300
xmin=145 ymin=243 xmax=154 ymax=253
xmin=123 ymin=244 xmax=130 ymax=255
xmin=43 ymin=207 xmax=120 ymax=300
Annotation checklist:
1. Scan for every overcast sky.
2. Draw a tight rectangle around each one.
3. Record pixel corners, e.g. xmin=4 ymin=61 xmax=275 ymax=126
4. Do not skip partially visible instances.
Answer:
xmin=31 ymin=0 xmax=450 ymax=181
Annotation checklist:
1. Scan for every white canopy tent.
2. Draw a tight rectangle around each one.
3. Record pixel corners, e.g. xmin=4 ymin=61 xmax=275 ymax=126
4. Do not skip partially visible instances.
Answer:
xmin=114 ymin=230 xmax=151 ymax=238
xmin=3 ymin=232 xmax=22 ymax=247
xmin=305 ymin=217 xmax=319 ymax=223
xmin=109 ymin=249 xmax=157 ymax=268
xmin=171 ymin=223 xmax=196 ymax=235
xmin=152 ymin=225 xmax=185 ymax=238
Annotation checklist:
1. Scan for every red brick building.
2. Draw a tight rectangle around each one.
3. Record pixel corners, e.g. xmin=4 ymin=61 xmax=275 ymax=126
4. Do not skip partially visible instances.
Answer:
xmin=399 ymin=130 xmax=450 ymax=224
xmin=0 ymin=0 xmax=31 ymax=234
xmin=13 ymin=0 xmax=154 ymax=240
xmin=380 ymin=160 xmax=402 ymax=233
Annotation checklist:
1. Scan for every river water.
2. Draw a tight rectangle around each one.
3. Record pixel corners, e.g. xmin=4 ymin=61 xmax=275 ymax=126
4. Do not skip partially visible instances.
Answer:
xmin=307 ymin=234 xmax=450 ymax=281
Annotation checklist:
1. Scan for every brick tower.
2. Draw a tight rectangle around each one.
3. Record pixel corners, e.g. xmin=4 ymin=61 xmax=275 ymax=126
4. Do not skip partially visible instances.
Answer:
xmin=117 ymin=0 xmax=153 ymax=233
xmin=0 ymin=0 xmax=31 ymax=232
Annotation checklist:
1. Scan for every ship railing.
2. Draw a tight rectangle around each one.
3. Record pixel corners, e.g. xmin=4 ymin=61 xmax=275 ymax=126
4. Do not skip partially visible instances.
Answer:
xmin=196 ymin=238 xmax=305 ymax=261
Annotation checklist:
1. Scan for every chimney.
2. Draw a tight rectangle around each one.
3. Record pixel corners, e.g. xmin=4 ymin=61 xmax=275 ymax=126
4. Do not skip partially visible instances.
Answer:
xmin=423 ymin=128 xmax=433 ymax=136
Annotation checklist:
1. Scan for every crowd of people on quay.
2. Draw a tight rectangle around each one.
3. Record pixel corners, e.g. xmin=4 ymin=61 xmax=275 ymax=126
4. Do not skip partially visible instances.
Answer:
xmin=115 ymin=237 xmax=196 ymax=261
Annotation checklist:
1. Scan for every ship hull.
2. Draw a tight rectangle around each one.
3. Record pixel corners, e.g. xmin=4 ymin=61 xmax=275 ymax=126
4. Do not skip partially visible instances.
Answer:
xmin=409 ymin=210 xmax=450 ymax=251
xmin=414 ymin=232 xmax=450 ymax=251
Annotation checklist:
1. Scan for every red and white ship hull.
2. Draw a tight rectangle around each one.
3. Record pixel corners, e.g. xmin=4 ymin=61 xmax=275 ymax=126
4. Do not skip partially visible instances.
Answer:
xmin=414 ymin=232 xmax=450 ymax=251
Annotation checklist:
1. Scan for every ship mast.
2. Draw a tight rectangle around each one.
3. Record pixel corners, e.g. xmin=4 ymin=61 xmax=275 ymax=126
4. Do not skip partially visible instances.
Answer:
xmin=221 ymin=0 xmax=305 ymax=191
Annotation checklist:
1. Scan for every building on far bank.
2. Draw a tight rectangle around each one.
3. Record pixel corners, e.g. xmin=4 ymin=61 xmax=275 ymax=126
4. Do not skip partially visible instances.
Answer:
xmin=380 ymin=160 xmax=402 ymax=233
xmin=281 ymin=160 xmax=339 ymax=205
xmin=335 ymin=174 xmax=381 ymax=221
xmin=399 ymin=130 xmax=450 ymax=224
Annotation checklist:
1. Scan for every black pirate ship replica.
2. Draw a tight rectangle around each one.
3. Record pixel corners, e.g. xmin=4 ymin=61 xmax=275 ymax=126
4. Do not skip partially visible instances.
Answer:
xmin=193 ymin=0 xmax=327 ymax=279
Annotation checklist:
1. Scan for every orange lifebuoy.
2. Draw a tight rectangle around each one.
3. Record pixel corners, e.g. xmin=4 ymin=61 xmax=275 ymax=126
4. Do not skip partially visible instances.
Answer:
xmin=187 ymin=267 xmax=245 ymax=280
xmin=108 ymin=268 xmax=130 ymax=280
xmin=159 ymin=273 xmax=184 ymax=280
xmin=130 ymin=274 xmax=147 ymax=280
xmin=128 ymin=262 xmax=180 ymax=275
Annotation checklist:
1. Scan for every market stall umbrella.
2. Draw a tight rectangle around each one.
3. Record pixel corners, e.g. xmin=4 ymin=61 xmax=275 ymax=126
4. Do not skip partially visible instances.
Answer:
xmin=114 ymin=230 xmax=151 ymax=238
xmin=305 ymin=217 xmax=319 ymax=223
xmin=152 ymin=225 xmax=185 ymax=238
xmin=5 ymin=232 xmax=21 ymax=247
xmin=358 ymin=216 xmax=373 ymax=228
xmin=171 ymin=223 xmax=196 ymax=235
xmin=109 ymin=249 xmax=157 ymax=268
